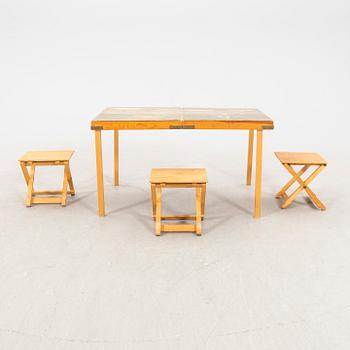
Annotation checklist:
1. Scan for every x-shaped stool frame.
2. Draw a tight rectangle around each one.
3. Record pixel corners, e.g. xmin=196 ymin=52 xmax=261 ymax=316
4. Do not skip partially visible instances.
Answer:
xmin=275 ymin=152 xmax=327 ymax=210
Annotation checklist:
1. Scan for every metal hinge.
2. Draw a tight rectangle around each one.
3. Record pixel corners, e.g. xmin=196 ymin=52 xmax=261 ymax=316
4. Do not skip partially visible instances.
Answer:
xmin=169 ymin=125 xmax=195 ymax=129
xmin=91 ymin=125 xmax=103 ymax=130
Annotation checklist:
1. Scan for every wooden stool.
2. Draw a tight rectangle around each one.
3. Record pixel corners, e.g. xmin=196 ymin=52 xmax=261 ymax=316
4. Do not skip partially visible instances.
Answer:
xmin=150 ymin=168 xmax=207 ymax=236
xmin=19 ymin=150 xmax=75 ymax=207
xmin=275 ymin=152 xmax=327 ymax=210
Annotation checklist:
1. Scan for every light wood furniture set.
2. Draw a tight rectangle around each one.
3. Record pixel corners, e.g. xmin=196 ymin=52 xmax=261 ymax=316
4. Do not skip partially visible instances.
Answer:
xmin=19 ymin=150 xmax=75 ymax=207
xmin=150 ymin=168 xmax=207 ymax=236
xmin=18 ymin=107 xmax=328 ymax=236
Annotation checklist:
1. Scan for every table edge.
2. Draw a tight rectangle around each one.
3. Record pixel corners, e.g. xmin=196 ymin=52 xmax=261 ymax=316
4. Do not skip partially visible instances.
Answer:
xmin=90 ymin=119 xmax=274 ymax=130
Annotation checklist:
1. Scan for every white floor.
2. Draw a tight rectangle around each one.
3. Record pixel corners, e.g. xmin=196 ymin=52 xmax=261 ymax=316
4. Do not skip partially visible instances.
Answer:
xmin=1 ymin=133 xmax=349 ymax=350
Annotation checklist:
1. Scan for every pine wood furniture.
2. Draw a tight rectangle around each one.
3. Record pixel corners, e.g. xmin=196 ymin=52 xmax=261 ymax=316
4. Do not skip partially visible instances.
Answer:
xmin=91 ymin=107 xmax=274 ymax=218
xmin=19 ymin=150 xmax=75 ymax=206
xmin=275 ymin=152 xmax=327 ymax=210
xmin=150 ymin=168 xmax=207 ymax=236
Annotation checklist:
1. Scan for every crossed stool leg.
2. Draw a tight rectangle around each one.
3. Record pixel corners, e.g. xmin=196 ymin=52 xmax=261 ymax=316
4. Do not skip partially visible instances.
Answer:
xmin=275 ymin=152 xmax=327 ymax=210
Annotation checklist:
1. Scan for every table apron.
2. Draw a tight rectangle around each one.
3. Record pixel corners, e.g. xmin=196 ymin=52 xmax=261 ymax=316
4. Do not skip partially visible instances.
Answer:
xmin=91 ymin=121 xmax=273 ymax=131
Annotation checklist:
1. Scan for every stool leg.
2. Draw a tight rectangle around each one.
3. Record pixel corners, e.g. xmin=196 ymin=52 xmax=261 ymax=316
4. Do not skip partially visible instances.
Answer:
xmin=305 ymin=186 xmax=326 ymax=210
xmin=282 ymin=165 xmax=325 ymax=209
xmin=276 ymin=165 xmax=309 ymax=198
xmin=155 ymin=186 xmax=162 ymax=236
xmin=201 ymin=184 xmax=206 ymax=220
xmin=26 ymin=164 xmax=35 ymax=207
xmin=196 ymin=186 xmax=202 ymax=235
xmin=283 ymin=164 xmax=326 ymax=210
xmin=20 ymin=162 xmax=30 ymax=185
xmin=61 ymin=164 xmax=69 ymax=206
xmin=66 ymin=163 xmax=75 ymax=196
xmin=151 ymin=184 xmax=156 ymax=220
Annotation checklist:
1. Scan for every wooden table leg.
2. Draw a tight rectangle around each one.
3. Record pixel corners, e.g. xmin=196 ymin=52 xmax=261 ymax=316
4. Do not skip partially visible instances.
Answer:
xmin=114 ymin=130 xmax=119 ymax=186
xmin=246 ymin=130 xmax=254 ymax=185
xmin=254 ymin=129 xmax=263 ymax=218
xmin=95 ymin=130 xmax=105 ymax=216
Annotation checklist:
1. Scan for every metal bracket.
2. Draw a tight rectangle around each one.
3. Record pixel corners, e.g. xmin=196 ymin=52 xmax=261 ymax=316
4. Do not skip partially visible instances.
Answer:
xmin=91 ymin=125 xmax=103 ymax=130
xmin=169 ymin=125 xmax=195 ymax=129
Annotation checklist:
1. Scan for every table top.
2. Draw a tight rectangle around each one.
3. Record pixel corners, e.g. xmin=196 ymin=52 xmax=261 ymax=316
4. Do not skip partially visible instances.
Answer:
xmin=93 ymin=107 xmax=272 ymax=122
xmin=91 ymin=107 xmax=274 ymax=130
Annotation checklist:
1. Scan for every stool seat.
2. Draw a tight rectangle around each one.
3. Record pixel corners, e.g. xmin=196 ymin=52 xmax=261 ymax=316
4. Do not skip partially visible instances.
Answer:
xmin=275 ymin=152 xmax=327 ymax=166
xmin=150 ymin=168 xmax=207 ymax=236
xmin=151 ymin=168 xmax=208 ymax=184
xmin=19 ymin=150 xmax=74 ymax=163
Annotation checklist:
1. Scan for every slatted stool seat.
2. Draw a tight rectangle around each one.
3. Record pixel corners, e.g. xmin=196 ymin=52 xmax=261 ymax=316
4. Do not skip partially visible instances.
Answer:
xmin=275 ymin=152 xmax=327 ymax=210
xmin=19 ymin=150 xmax=75 ymax=207
xmin=150 ymin=168 xmax=207 ymax=236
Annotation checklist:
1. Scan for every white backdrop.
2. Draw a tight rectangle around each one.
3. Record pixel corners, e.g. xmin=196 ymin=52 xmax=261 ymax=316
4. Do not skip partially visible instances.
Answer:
xmin=1 ymin=2 xmax=350 ymax=348
xmin=1 ymin=0 xmax=349 ymax=153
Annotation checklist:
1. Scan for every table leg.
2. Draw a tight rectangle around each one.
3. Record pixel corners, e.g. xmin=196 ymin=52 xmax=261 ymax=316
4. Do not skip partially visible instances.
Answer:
xmin=246 ymin=130 xmax=254 ymax=185
xmin=114 ymin=130 xmax=119 ymax=186
xmin=95 ymin=130 xmax=105 ymax=216
xmin=254 ymin=129 xmax=263 ymax=218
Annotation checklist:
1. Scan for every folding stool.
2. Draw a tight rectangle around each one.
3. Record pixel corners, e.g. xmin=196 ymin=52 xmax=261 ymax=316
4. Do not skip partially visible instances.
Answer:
xmin=150 ymin=168 xmax=207 ymax=236
xmin=275 ymin=152 xmax=327 ymax=210
xmin=19 ymin=150 xmax=75 ymax=207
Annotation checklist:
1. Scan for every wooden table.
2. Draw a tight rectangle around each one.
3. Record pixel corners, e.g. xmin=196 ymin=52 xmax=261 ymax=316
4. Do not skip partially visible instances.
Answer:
xmin=91 ymin=107 xmax=274 ymax=218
